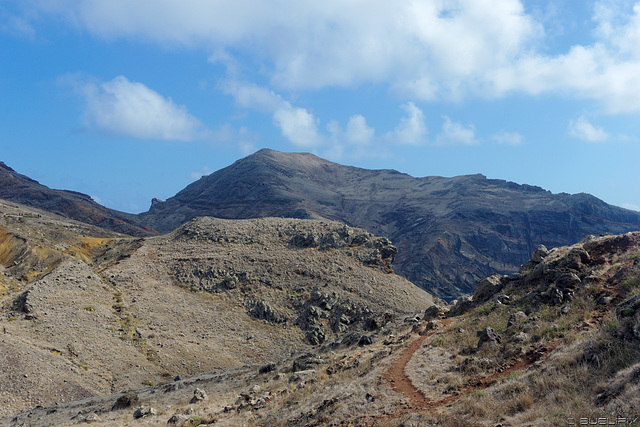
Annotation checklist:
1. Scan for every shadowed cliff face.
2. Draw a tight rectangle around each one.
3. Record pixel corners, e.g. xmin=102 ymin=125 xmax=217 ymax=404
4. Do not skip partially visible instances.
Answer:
xmin=0 ymin=162 xmax=155 ymax=237
xmin=139 ymin=149 xmax=640 ymax=298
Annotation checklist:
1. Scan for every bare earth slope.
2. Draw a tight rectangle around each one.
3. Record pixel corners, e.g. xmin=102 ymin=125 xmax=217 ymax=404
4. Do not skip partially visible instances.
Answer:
xmin=5 ymin=230 xmax=640 ymax=426
xmin=140 ymin=149 xmax=640 ymax=298
xmin=0 ymin=201 xmax=434 ymax=419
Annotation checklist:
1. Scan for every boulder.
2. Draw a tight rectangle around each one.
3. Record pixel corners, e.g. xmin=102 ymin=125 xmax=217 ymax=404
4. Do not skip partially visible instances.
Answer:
xmin=358 ymin=335 xmax=374 ymax=346
xmin=510 ymin=332 xmax=530 ymax=343
xmin=259 ymin=363 xmax=276 ymax=374
xmin=569 ymin=247 xmax=590 ymax=264
xmin=616 ymin=295 xmax=640 ymax=339
xmin=473 ymin=273 xmax=504 ymax=303
xmin=532 ymin=245 xmax=550 ymax=263
xmin=310 ymin=290 xmax=338 ymax=310
xmin=477 ymin=327 xmax=501 ymax=348
xmin=556 ymin=271 xmax=581 ymax=290
xmin=507 ymin=311 xmax=528 ymax=328
xmin=448 ymin=295 xmax=474 ymax=317
xmin=191 ymin=387 xmax=208 ymax=403
xmin=249 ymin=300 xmax=286 ymax=323
xmin=423 ymin=304 xmax=449 ymax=320
xmin=496 ymin=294 xmax=511 ymax=305
xmin=83 ymin=413 xmax=101 ymax=423
xmin=293 ymin=353 xmax=327 ymax=372
xmin=133 ymin=406 xmax=156 ymax=419
xmin=167 ymin=414 xmax=189 ymax=425
xmin=420 ymin=320 xmax=441 ymax=335
xmin=306 ymin=325 xmax=326 ymax=345
xmin=111 ymin=392 xmax=139 ymax=411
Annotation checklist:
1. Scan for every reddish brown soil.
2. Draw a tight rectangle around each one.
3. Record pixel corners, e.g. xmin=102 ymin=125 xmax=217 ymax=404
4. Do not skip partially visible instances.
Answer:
xmin=382 ymin=331 xmax=432 ymax=408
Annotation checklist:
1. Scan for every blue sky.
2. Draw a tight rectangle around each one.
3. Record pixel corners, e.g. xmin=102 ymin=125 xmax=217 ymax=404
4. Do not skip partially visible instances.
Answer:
xmin=1 ymin=0 xmax=640 ymax=214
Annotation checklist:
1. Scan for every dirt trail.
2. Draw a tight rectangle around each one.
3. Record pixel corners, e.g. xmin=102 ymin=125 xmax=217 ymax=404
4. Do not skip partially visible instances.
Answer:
xmin=383 ymin=332 xmax=432 ymax=408
xmin=382 ymin=322 xmax=560 ymax=416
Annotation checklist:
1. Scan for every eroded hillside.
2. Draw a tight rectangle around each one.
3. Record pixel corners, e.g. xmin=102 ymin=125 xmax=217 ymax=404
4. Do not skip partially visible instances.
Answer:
xmin=4 ymin=230 xmax=639 ymax=426
xmin=0 ymin=201 xmax=434 ymax=419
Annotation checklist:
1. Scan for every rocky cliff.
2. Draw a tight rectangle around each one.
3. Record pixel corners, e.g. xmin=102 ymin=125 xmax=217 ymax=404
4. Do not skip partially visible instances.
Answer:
xmin=140 ymin=149 xmax=640 ymax=298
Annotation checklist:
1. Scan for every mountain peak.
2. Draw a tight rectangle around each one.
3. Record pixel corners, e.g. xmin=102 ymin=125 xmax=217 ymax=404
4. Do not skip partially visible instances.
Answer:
xmin=247 ymin=148 xmax=335 ymax=168
xmin=139 ymin=150 xmax=640 ymax=298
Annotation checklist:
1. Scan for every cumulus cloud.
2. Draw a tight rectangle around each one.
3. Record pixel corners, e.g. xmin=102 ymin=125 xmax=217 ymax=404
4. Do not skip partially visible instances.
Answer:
xmin=345 ymin=115 xmax=375 ymax=145
xmin=435 ymin=116 xmax=477 ymax=146
xmin=386 ymin=103 xmax=428 ymax=145
xmin=492 ymin=131 xmax=523 ymax=145
xmin=489 ymin=2 xmax=640 ymax=113
xmin=223 ymin=81 xmax=322 ymax=147
xmin=23 ymin=0 xmax=640 ymax=111
xmin=568 ymin=116 xmax=610 ymax=142
xmin=25 ymin=1 xmax=536 ymax=93
xmin=324 ymin=115 xmax=376 ymax=160
xmin=67 ymin=75 xmax=207 ymax=141
xmin=273 ymin=106 xmax=321 ymax=148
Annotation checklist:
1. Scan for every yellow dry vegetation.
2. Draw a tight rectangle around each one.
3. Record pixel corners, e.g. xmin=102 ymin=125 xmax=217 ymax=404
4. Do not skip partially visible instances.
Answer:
xmin=65 ymin=236 xmax=115 ymax=264
xmin=0 ymin=226 xmax=63 ymax=282
xmin=0 ymin=226 xmax=27 ymax=266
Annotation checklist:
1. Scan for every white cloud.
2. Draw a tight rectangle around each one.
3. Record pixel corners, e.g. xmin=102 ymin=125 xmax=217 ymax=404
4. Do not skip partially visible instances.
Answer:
xmin=568 ymin=116 xmax=610 ymax=142
xmin=324 ymin=115 xmax=376 ymax=160
xmin=435 ymin=116 xmax=477 ymax=146
xmin=28 ymin=1 xmax=537 ymax=93
xmin=1 ymin=14 xmax=36 ymax=38
xmin=273 ymin=105 xmax=321 ymax=148
xmin=224 ymin=82 xmax=283 ymax=113
xmin=26 ymin=0 xmax=640 ymax=110
xmin=223 ymin=81 xmax=322 ymax=147
xmin=492 ymin=131 xmax=523 ymax=146
xmin=69 ymin=75 xmax=207 ymax=141
xmin=345 ymin=115 xmax=375 ymax=145
xmin=386 ymin=103 xmax=427 ymax=145
xmin=488 ymin=2 xmax=640 ymax=113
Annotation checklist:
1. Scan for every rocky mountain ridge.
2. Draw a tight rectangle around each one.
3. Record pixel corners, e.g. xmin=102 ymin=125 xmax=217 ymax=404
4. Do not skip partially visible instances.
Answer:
xmin=140 ymin=149 xmax=640 ymax=298
xmin=3 ymin=152 xmax=640 ymax=298
xmin=0 ymin=162 xmax=154 ymax=238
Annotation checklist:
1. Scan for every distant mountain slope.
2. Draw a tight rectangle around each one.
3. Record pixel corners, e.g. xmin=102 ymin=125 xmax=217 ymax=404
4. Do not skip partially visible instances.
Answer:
xmin=0 ymin=161 xmax=154 ymax=237
xmin=140 ymin=149 xmax=640 ymax=298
